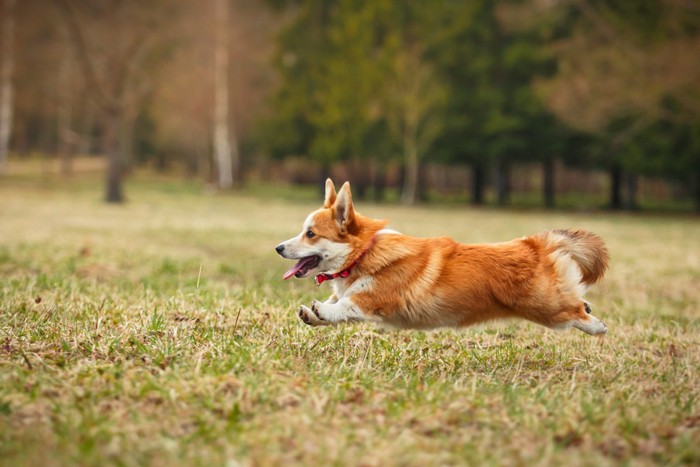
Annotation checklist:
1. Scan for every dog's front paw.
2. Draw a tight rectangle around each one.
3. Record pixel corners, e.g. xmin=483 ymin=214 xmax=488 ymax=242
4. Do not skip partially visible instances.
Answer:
xmin=298 ymin=304 xmax=325 ymax=326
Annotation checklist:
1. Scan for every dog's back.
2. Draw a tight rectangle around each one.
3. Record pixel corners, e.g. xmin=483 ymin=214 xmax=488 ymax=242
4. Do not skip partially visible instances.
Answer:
xmin=352 ymin=229 xmax=608 ymax=333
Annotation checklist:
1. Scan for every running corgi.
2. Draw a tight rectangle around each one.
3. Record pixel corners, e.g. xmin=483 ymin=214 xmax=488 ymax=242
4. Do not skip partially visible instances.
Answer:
xmin=275 ymin=179 xmax=609 ymax=334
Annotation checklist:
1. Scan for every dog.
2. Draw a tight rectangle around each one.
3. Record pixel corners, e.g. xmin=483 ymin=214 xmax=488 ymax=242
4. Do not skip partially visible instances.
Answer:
xmin=275 ymin=179 xmax=609 ymax=335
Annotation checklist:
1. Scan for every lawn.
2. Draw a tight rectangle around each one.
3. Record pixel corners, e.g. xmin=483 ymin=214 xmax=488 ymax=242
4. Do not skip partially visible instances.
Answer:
xmin=1 ymin=173 xmax=698 ymax=466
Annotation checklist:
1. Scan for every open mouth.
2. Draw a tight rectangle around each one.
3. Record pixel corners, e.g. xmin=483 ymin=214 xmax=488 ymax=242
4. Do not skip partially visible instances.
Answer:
xmin=282 ymin=255 xmax=321 ymax=280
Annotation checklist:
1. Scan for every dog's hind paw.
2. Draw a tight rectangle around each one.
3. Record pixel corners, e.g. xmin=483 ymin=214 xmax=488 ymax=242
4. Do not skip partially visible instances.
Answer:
xmin=573 ymin=315 xmax=608 ymax=335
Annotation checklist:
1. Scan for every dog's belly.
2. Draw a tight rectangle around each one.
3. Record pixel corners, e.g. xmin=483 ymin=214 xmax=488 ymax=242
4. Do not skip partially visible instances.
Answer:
xmin=380 ymin=291 xmax=514 ymax=330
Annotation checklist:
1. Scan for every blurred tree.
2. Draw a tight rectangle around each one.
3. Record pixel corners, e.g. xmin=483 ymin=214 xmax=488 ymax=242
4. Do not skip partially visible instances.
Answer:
xmin=384 ymin=45 xmax=447 ymax=205
xmin=10 ymin=1 xmax=97 ymax=164
xmin=261 ymin=0 xmax=391 ymax=196
xmin=307 ymin=0 xmax=386 ymax=197
xmin=56 ymin=25 xmax=78 ymax=175
xmin=260 ymin=0 xmax=332 ymax=171
xmin=213 ymin=0 xmax=240 ymax=189
xmin=0 ymin=0 xmax=15 ymax=174
xmin=263 ymin=0 xmax=448 ymax=201
xmin=55 ymin=0 xmax=176 ymax=202
xmin=427 ymin=0 xmax=565 ymax=206
xmin=148 ymin=0 xmax=276 ymax=183
xmin=616 ymin=101 xmax=700 ymax=209
xmin=538 ymin=0 xmax=700 ymax=209
xmin=427 ymin=2 xmax=496 ymax=204
xmin=263 ymin=0 xmax=578 ymax=206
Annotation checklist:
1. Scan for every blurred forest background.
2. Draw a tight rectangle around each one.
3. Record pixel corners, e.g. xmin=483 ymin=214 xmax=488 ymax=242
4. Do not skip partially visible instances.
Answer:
xmin=1 ymin=0 xmax=699 ymax=210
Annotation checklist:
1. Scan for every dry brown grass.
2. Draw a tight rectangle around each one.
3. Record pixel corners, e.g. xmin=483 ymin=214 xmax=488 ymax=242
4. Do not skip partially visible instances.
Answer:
xmin=0 ymin=174 xmax=698 ymax=466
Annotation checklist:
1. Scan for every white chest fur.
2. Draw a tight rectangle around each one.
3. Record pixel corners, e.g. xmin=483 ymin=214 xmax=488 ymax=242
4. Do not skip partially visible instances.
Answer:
xmin=332 ymin=275 xmax=373 ymax=299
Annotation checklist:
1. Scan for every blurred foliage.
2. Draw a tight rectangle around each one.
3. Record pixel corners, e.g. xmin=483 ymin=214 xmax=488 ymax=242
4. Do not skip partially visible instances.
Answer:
xmin=4 ymin=0 xmax=700 ymax=208
xmin=257 ymin=0 xmax=700 ymax=207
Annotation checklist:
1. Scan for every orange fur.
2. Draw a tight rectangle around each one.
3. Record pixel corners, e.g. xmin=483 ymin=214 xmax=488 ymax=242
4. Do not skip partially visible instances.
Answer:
xmin=280 ymin=180 xmax=610 ymax=335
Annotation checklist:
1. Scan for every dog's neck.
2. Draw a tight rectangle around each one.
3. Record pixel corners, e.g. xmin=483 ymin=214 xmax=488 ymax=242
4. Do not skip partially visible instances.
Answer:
xmin=315 ymin=235 xmax=377 ymax=286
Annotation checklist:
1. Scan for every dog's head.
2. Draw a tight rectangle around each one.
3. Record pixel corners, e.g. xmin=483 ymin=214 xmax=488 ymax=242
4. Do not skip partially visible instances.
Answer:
xmin=276 ymin=179 xmax=364 ymax=280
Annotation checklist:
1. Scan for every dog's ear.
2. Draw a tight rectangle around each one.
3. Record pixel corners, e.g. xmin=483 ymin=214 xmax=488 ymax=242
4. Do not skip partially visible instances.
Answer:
xmin=334 ymin=182 xmax=355 ymax=234
xmin=323 ymin=178 xmax=337 ymax=208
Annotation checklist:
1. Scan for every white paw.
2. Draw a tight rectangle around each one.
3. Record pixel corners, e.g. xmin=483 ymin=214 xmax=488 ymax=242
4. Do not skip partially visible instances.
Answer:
xmin=298 ymin=303 xmax=325 ymax=326
xmin=591 ymin=319 xmax=608 ymax=335
xmin=574 ymin=315 xmax=608 ymax=335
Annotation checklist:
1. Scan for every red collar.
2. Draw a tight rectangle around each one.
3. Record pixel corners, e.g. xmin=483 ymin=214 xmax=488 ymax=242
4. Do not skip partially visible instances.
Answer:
xmin=315 ymin=236 xmax=376 ymax=286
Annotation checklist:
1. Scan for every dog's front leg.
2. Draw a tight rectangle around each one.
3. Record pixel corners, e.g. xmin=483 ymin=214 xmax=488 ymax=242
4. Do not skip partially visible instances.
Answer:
xmin=298 ymin=297 xmax=369 ymax=327
xmin=324 ymin=294 xmax=338 ymax=305
xmin=298 ymin=303 xmax=329 ymax=326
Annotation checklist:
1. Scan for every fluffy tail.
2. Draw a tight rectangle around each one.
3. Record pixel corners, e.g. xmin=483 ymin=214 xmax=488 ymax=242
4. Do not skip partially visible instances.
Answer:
xmin=539 ymin=229 xmax=609 ymax=285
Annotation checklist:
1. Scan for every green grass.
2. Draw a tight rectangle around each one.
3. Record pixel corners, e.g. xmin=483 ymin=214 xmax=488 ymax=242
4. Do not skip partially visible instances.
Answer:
xmin=1 ymin=172 xmax=699 ymax=466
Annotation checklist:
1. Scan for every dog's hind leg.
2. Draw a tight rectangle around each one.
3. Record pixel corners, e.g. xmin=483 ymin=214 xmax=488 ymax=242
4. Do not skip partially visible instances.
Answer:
xmin=538 ymin=302 xmax=608 ymax=335
xmin=561 ymin=302 xmax=608 ymax=335
xmin=572 ymin=314 xmax=607 ymax=335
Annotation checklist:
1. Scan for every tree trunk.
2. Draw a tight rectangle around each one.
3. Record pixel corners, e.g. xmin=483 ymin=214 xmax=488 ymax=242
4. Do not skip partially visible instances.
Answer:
xmin=472 ymin=160 xmax=485 ymax=205
xmin=184 ymin=150 xmax=198 ymax=177
xmin=543 ymin=157 xmax=556 ymax=208
xmin=0 ymin=0 xmax=15 ymax=173
xmin=200 ymin=147 xmax=214 ymax=184
xmin=119 ymin=114 xmax=134 ymax=174
xmin=401 ymin=132 xmax=419 ymax=205
xmin=155 ymin=149 xmax=169 ymax=172
xmin=228 ymin=8 xmax=241 ymax=185
xmin=356 ymin=173 xmax=368 ymax=200
xmin=318 ymin=162 xmax=331 ymax=196
xmin=624 ymin=172 xmax=638 ymax=211
xmin=417 ymin=160 xmax=428 ymax=202
xmin=349 ymin=157 xmax=369 ymax=200
xmin=104 ymin=111 xmax=125 ymax=203
xmin=213 ymin=0 xmax=234 ymax=189
xmin=609 ymin=164 xmax=623 ymax=209
xmin=57 ymin=29 xmax=74 ymax=176
xmin=695 ymin=169 xmax=700 ymax=213
xmin=373 ymin=161 xmax=386 ymax=202
xmin=495 ymin=157 xmax=511 ymax=206
xmin=77 ymin=97 xmax=94 ymax=155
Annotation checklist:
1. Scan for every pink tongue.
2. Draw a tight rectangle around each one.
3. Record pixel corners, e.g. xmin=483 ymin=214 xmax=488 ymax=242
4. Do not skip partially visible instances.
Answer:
xmin=282 ymin=260 xmax=306 ymax=280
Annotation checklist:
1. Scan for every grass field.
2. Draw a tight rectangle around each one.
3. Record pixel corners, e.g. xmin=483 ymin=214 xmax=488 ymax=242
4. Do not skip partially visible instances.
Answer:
xmin=1 ymin=173 xmax=699 ymax=466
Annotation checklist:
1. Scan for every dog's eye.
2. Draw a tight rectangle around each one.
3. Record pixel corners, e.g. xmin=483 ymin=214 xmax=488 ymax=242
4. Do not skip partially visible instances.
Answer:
xmin=306 ymin=230 xmax=315 ymax=239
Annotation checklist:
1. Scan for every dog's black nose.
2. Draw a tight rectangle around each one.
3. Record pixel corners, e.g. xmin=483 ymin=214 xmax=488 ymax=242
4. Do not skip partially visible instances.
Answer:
xmin=275 ymin=244 xmax=285 ymax=255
